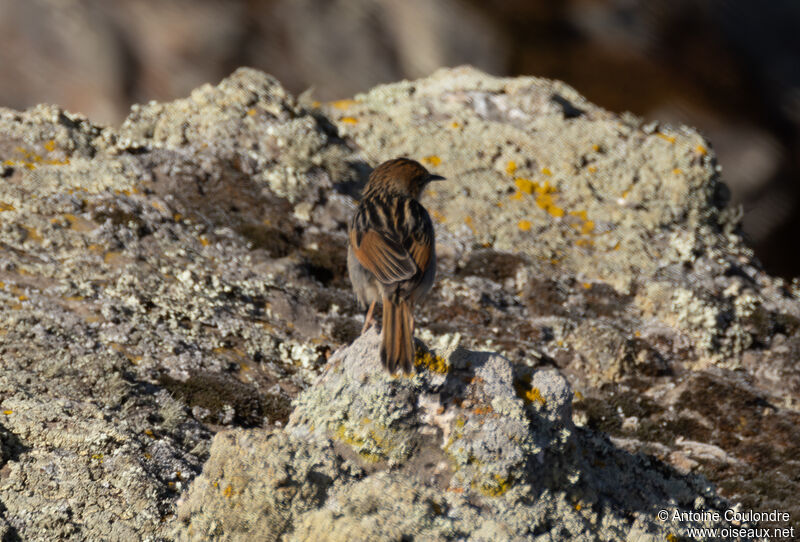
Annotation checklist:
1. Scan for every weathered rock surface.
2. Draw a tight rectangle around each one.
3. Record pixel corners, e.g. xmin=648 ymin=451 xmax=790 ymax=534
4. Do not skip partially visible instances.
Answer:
xmin=174 ymin=330 xmax=731 ymax=541
xmin=0 ymin=66 xmax=798 ymax=539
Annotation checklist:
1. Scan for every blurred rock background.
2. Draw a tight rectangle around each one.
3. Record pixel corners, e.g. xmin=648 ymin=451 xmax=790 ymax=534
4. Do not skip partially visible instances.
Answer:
xmin=1 ymin=0 xmax=798 ymax=277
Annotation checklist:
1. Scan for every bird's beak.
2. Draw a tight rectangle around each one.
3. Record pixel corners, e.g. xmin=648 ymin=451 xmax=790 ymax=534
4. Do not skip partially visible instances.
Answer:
xmin=427 ymin=174 xmax=446 ymax=182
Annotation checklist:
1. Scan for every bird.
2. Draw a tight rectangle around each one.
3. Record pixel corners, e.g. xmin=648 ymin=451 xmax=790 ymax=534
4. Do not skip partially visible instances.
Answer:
xmin=347 ymin=157 xmax=445 ymax=373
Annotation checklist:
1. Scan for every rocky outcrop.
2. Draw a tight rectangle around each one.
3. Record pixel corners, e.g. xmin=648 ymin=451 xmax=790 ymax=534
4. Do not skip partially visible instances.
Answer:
xmin=174 ymin=330 xmax=730 ymax=541
xmin=0 ymin=66 xmax=798 ymax=540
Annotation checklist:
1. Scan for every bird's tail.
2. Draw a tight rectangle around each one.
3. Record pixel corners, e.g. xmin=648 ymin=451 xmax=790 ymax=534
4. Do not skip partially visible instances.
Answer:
xmin=380 ymin=298 xmax=415 ymax=374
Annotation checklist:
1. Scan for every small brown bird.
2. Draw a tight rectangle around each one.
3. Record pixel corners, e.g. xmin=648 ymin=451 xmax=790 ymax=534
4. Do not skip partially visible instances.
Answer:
xmin=347 ymin=158 xmax=444 ymax=373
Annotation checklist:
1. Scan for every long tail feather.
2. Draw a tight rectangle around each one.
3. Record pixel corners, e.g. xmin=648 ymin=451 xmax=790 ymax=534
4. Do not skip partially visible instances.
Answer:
xmin=380 ymin=298 xmax=415 ymax=373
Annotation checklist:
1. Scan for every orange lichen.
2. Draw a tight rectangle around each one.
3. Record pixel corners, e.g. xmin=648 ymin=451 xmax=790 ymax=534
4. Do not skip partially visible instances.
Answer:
xmin=464 ymin=215 xmax=477 ymax=234
xmin=2 ymin=410 xmax=12 ymax=415
xmin=44 ymin=140 xmax=56 ymax=152
xmin=478 ymin=474 xmax=512 ymax=497
xmin=657 ymin=133 xmax=676 ymax=143
xmin=525 ymin=387 xmax=547 ymax=405
xmin=541 ymin=167 xmax=552 ymax=176
xmin=518 ymin=219 xmax=531 ymax=231
xmin=330 ymin=99 xmax=357 ymax=110
xmin=339 ymin=117 xmax=358 ymax=124
xmin=515 ymin=178 xmax=535 ymax=194
xmin=0 ymin=202 xmax=15 ymax=212
xmin=587 ymin=165 xmax=597 ymax=173
xmin=422 ymin=155 xmax=442 ymax=167
xmin=672 ymin=168 xmax=682 ymax=175
xmin=247 ymin=108 xmax=257 ymax=116
xmin=695 ymin=144 xmax=708 ymax=155
xmin=505 ymin=161 xmax=517 ymax=175
xmin=415 ymin=351 xmax=449 ymax=374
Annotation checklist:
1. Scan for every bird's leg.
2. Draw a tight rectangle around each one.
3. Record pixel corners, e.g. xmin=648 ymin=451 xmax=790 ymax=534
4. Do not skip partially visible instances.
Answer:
xmin=361 ymin=300 xmax=377 ymax=334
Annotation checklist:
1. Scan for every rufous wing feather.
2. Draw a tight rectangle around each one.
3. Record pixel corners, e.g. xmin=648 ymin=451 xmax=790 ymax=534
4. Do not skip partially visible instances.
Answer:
xmin=351 ymin=229 xmax=416 ymax=284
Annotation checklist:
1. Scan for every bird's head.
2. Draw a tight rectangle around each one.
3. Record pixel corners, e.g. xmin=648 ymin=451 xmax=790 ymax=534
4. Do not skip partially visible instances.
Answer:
xmin=365 ymin=157 xmax=445 ymax=199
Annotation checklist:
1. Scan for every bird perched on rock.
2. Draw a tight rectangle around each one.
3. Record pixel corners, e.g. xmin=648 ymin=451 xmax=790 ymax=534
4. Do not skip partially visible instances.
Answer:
xmin=347 ymin=158 xmax=445 ymax=373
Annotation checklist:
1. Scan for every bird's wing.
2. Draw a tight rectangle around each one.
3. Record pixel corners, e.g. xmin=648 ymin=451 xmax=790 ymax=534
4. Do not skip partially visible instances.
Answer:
xmin=350 ymin=228 xmax=416 ymax=285
xmin=406 ymin=219 xmax=433 ymax=277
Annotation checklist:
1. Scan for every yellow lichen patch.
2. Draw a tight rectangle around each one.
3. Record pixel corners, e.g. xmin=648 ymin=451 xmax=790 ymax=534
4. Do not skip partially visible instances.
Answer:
xmin=657 ymin=133 xmax=676 ymax=143
xmin=518 ymin=219 xmax=531 ymax=231
xmin=672 ymin=168 xmax=682 ymax=175
xmin=144 ymin=429 xmax=155 ymax=438
xmin=509 ymin=190 xmax=524 ymax=201
xmin=450 ymin=121 xmax=461 ymax=129
xmin=535 ymin=191 xmax=564 ymax=218
xmin=312 ymin=100 xmax=321 ymax=108
xmin=422 ymin=155 xmax=442 ymax=167
xmin=17 ymin=295 xmax=28 ymax=301
xmin=247 ymin=108 xmax=257 ymax=116
xmin=580 ymin=220 xmax=595 ymax=235
xmin=477 ymin=474 xmax=512 ymax=497
xmin=666 ymin=534 xmax=678 ymax=542
xmin=0 ymin=202 xmax=14 ymax=212
xmin=415 ymin=350 xmax=449 ymax=374
xmin=431 ymin=210 xmax=446 ymax=223
xmin=505 ymin=161 xmax=517 ymax=175
xmin=570 ymin=210 xmax=587 ymax=221
xmin=91 ymin=453 xmax=104 ymax=462
xmin=173 ymin=213 xmax=183 ymax=222
xmin=199 ymin=236 xmax=210 ymax=247
xmin=339 ymin=116 xmax=358 ymax=124
xmin=464 ymin=215 xmax=477 ymax=234
xmin=695 ymin=144 xmax=708 ymax=155
xmin=103 ymin=251 xmax=125 ymax=265
xmin=587 ymin=165 xmax=597 ymax=173
xmin=330 ymin=99 xmax=357 ymax=110
xmin=515 ymin=178 xmax=535 ymax=195
xmin=541 ymin=167 xmax=552 ymax=176
xmin=223 ymin=484 xmax=234 ymax=498
xmin=44 ymin=140 xmax=56 ymax=152
xmin=333 ymin=424 xmax=382 ymax=463
xmin=23 ymin=226 xmax=42 ymax=243
xmin=574 ymin=390 xmax=583 ymax=400
xmin=3 ymin=410 xmax=12 ymax=415
xmin=574 ymin=502 xmax=582 ymax=511
xmin=582 ymin=282 xmax=592 ymax=289
xmin=525 ymin=387 xmax=546 ymax=405
xmin=64 ymin=213 xmax=97 ymax=233
xmin=575 ymin=238 xmax=594 ymax=248
xmin=592 ymin=144 xmax=600 ymax=152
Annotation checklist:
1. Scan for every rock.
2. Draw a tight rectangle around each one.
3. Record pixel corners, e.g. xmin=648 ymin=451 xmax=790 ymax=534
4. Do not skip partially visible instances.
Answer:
xmin=0 ymin=66 xmax=799 ymax=538
xmin=174 ymin=331 xmax=733 ymax=541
